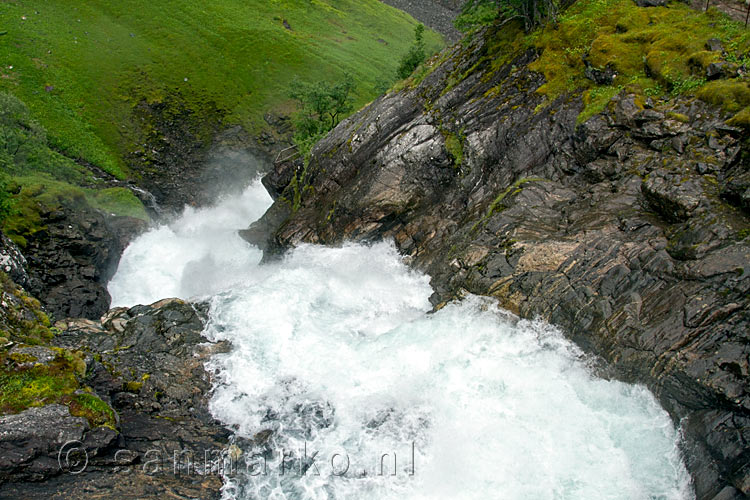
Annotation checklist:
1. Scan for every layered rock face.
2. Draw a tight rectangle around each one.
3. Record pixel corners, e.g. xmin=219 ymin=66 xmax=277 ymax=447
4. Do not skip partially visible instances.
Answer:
xmin=246 ymin=30 xmax=750 ymax=499
xmin=0 ymin=298 xmax=229 ymax=499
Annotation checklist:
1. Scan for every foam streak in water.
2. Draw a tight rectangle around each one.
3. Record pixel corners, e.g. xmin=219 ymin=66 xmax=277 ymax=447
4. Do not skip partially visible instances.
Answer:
xmin=109 ymin=179 xmax=272 ymax=306
xmin=108 ymin=182 xmax=693 ymax=500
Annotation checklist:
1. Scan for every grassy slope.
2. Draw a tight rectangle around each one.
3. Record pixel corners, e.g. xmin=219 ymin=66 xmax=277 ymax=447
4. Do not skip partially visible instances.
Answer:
xmin=0 ymin=0 xmax=442 ymax=179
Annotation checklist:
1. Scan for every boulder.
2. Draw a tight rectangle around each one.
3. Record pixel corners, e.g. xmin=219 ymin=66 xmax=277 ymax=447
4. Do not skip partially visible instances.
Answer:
xmin=0 ymin=299 xmax=229 ymax=499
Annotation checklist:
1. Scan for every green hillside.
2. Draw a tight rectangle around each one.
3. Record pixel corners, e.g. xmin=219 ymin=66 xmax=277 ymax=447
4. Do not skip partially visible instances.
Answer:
xmin=0 ymin=0 xmax=441 ymax=179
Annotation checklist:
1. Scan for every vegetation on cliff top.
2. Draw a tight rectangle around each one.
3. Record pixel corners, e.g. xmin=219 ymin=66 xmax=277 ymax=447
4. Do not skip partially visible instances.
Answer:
xmin=0 ymin=0 xmax=441 ymax=244
xmin=0 ymin=272 xmax=116 ymax=428
xmin=527 ymin=0 xmax=750 ymax=121
xmin=0 ymin=92 xmax=148 ymax=246
xmin=450 ymin=0 xmax=749 ymax=125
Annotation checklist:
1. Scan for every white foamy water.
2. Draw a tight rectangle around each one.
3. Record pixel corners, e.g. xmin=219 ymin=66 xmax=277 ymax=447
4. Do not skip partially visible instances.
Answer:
xmin=109 ymin=179 xmax=694 ymax=500
xmin=109 ymin=181 xmax=272 ymax=306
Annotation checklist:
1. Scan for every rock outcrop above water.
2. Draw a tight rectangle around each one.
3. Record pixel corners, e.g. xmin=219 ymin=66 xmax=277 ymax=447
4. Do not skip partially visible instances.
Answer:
xmin=20 ymin=200 xmax=147 ymax=321
xmin=245 ymin=28 xmax=750 ymax=499
xmin=128 ymin=93 xmax=283 ymax=211
xmin=0 ymin=298 xmax=229 ymax=499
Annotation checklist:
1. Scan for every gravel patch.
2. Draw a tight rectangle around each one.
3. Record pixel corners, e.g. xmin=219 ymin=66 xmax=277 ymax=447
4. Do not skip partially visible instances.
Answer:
xmin=380 ymin=0 xmax=464 ymax=43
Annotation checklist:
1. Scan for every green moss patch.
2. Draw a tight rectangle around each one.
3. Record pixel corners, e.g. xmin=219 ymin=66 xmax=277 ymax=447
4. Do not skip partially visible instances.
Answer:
xmin=0 ymin=345 xmax=112 ymax=428
xmin=578 ymin=85 xmax=622 ymax=124
xmin=2 ymin=174 xmax=150 ymax=247
xmin=476 ymin=0 xmax=750 ymax=123
xmin=727 ymin=106 xmax=750 ymax=127
xmin=67 ymin=393 xmax=117 ymax=429
xmin=0 ymin=368 xmax=77 ymax=412
xmin=0 ymin=272 xmax=53 ymax=344
xmin=0 ymin=275 xmax=115 ymax=429
xmin=697 ymin=79 xmax=750 ymax=113
xmin=443 ymin=130 xmax=466 ymax=168
xmin=87 ymin=187 xmax=149 ymax=221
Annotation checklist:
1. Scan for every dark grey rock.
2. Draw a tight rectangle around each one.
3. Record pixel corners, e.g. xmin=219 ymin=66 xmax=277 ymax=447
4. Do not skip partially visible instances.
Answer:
xmin=642 ymin=172 xmax=703 ymax=221
xmin=244 ymin=25 xmax=750 ymax=497
xmin=636 ymin=0 xmax=667 ymax=6
xmin=0 ymin=405 xmax=90 ymax=482
xmin=707 ymin=62 xmax=730 ymax=80
xmin=0 ymin=299 xmax=229 ymax=498
xmin=379 ymin=0 xmax=462 ymax=43
xmin=20 ymin=202 xmax=148 ymax=321
xmin=584 ymin=63 xmax=617 ymax=85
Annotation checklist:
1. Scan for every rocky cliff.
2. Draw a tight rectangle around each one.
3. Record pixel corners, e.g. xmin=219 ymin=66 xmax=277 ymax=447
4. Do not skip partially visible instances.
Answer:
xmin=0 ymin=293 xmax=229 ymax=499
xmin=0 ymin=230 xmax=228 ymax=498
xmin=245 ymin=20 xmax=750 ymax=500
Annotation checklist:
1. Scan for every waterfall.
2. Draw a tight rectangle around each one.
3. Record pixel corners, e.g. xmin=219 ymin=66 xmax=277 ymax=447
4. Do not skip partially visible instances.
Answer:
xmin=109 ymin=178 xmax=694 ymax=500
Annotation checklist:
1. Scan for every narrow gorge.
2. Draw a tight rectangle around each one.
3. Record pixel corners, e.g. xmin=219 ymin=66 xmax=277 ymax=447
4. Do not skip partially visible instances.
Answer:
xmin=0 ymin=0 xmax=748 ymax=499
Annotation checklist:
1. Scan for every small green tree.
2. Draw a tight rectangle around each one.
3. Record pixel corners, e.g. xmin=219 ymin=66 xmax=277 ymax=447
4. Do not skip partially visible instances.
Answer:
xmin=396 ymin=24 xmax=426 ymax=80
xmin=290 ymin=75 xmax=355 ymax=130
xmin=289 ymin=74 xmax=355 ymax=158
xmin=455 ymin=0 xmax=501 ymax=32
xmin=455 ymin=0 xmax=560 ymax=33
xmin=504 ymin=0 xmax=559 ymax=31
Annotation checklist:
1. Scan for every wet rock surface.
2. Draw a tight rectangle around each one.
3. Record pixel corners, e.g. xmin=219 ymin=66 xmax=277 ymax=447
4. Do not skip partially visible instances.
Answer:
xmin=248 ymin=27 xmax=750 ymax=499
xmin=21 ymin=199 xmax=147 ymax=321
xmin=0 ymin=298 xmax=229 ymax=499
xmin=0 ymin=233 xmax=31 ymax=292
xmin=127 ymin=93 xmax=283 ymax=212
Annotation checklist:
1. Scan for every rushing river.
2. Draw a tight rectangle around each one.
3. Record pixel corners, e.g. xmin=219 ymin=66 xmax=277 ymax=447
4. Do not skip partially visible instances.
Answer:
xmin=109 ymin=179 xmax=694 ymax=500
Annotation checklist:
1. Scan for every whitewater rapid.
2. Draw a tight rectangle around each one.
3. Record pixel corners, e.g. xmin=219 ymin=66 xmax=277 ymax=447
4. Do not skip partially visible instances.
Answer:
xmin=109 ymin=179 xmax=694 ymax=500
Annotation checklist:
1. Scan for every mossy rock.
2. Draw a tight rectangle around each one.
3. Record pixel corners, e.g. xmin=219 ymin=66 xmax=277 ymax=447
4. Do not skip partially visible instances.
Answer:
xmin=727 ymin=106 xmax=750 ymax=128
xmin=667 ymin=112 xmax=690 ymax=123
xmin=688 ymin=51 xmax=722 ymax=73
xmin=698 ymin=80 xmax=750 ymax=112
xmin=0 ymin=272 xmax=54 ymax=344
xmin=67 ymin=393 xmax=117 ymax=429
xmin=0 ymin=280 xmax=114 ymax=429
xmin=589 ymin=34 xmax=644 ymax=78
xmin=124 ymin=380 xmax=144 ymax=393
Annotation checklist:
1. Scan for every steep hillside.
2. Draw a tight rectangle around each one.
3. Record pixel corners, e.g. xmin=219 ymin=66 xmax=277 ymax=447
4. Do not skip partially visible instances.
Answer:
xmin=0 ymin=0 xmax=442 ymax=181
xmin=0 ymin=0 xmax=442 ymax=318
xmin=246 ymin=0 xmax=750 ymax=497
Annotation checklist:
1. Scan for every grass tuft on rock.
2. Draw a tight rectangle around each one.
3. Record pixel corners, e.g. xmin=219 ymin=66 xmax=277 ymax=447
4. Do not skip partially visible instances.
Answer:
xmin=68 ymin=393 xmax=117 ymax=429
